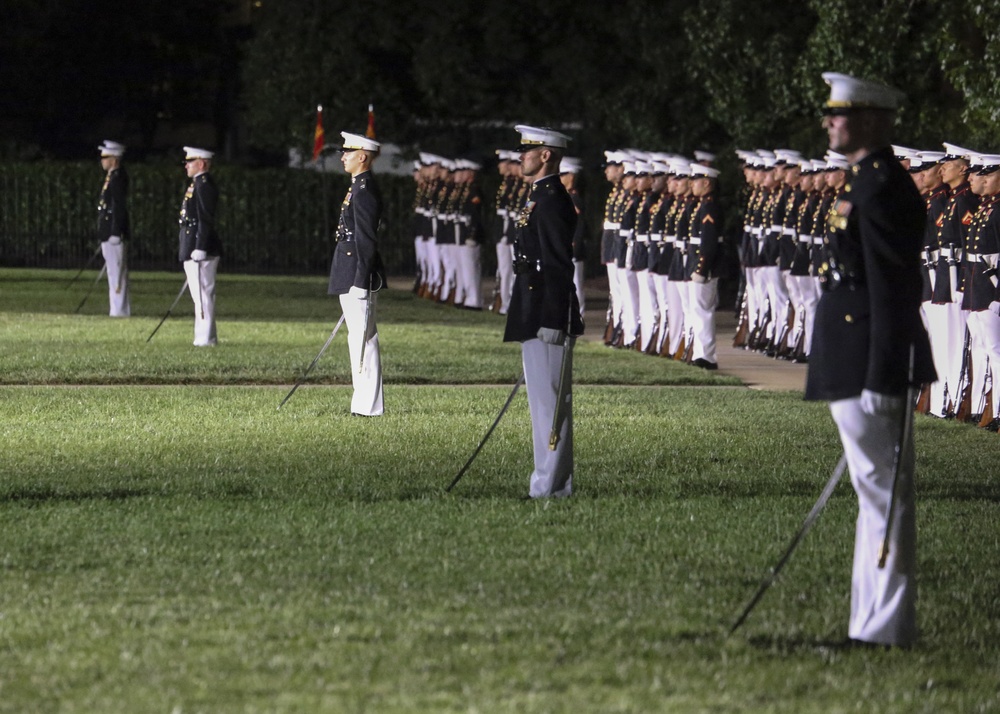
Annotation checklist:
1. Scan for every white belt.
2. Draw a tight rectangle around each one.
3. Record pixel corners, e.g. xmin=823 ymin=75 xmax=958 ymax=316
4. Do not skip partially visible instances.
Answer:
xmin=798 ymin=234 xmax=813 ymax=244
xmin=496 ymin=209 xmax=507 ymax=217
xmin=603 ymin=221 xmax=620 ymax=230
xmin=812 ymin=236 xmax=823 ymax=246
xmin=689 ymin=237 xmax=702 ymax=245
xmin=940 ymin=247 xmax=954 ymax=259
xmin=650 ymin=233 xmax=663 ymax=243
xmin=771 ymin=224 xmax=783 ymax=234
xmin=620 ymin=229 xmax=634 ymax=239
xmin=637 ymin=233 xmax=649 ymax=243
xmin=782 ymin=227 xmax=796 ymax=237
xmin=750 ymin=227 xmax=763 ymax=237
xmin=664 ymin=235 xmax=677 ymax=243
xmin=966 ymin=251 xmax=999 ymax=262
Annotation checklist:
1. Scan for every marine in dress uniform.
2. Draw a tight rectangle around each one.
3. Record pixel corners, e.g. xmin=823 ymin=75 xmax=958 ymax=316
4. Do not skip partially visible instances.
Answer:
xmin=328 ymin=132 xmax=387 ymax=417
xmin=601 ymin=151 xmax=626 ymax=344
xmin=454 ymin=159 xmax=485 ymax=310
xmin=504 ymin=125 xmax=584 ymax=499
xmin=913 ymin=151 xmax=951 ymax=416
xmin=96 ymin=140 xmax=131 ymax=317
xmin=928 ymin=143 xmax=979 ymax=416
xmin=961 ymin=154 xmax=1000 ymax=428
xmin=178 ymin=146 xmax=222 ymax=347
xmin=806 ymin=73 xmax=936 ymax=647
xmin=559 ymin=157 xmax=587 ymax=319
xmin=687 ymin=164 xmax=722 ymax=369
xmin=491 ymin=151 xmax=519 ymax=315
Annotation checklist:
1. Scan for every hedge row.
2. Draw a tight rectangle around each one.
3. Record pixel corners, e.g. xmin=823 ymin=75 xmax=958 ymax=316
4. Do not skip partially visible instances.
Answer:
xmin=0 ymin=162 xmax=424 ymax=275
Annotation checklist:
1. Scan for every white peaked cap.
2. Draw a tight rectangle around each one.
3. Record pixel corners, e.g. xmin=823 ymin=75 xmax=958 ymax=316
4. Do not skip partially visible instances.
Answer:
xmin=822 ymin=72 xmax=904 ymax=112
xmin=892 ymin=144 xmax=919 ymax=159
xmin=691 ymin=164 xmax=720 ymax=178
xmin=340 ymin=132 xmax=380 ymax=152
xmin=560 ymin=156 xmax=582 ymax=174
xmin=515 ymin=124 xmax=571 ymax=150
xmin=99 ymin=140 xmax=125 ymax=157
xmin=668 ymin=160 xmax=692 ymax=177
xmin=694 ymin=150 xmax=716 ymax=163
xmin=184 ymin=146 xmax=214 ymax=160
xmin=942 ymin=143 xmax=976 ymax=161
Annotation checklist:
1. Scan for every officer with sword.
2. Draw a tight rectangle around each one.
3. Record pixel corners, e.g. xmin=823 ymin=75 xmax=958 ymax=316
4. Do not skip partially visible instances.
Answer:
xmin=328 ymin=131 xmax=386 ymax=417
xmin=504 ymin=125 xmax=584 ymax=498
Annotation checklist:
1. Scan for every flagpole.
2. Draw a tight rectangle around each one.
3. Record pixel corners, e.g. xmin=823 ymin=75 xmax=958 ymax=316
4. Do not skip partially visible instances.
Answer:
xmin=313 ymin=104 xmax=330 ymax=245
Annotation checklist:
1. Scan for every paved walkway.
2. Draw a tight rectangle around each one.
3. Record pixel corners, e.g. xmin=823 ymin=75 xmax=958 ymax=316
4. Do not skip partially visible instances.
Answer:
xmin=396 ymin=275 xmax=807 ymax=393
xmin=574 ymin=278 xmax=807 ymax=393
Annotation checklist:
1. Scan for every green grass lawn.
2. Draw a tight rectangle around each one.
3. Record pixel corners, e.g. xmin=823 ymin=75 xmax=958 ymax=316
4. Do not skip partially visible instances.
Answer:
xmin=1 ymin=269 xmax=998 ymax=713
xmin=0 ymin=269 xmax=739 ymax=387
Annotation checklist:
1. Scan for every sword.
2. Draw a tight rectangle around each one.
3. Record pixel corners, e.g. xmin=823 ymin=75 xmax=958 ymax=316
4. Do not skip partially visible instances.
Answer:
xmin=878 ymin=345 xmax=917 ymax=568
xmin=358 ymin=282 xmax=373 ymax=374
xmin=446 ymin=373 xmax=525 ymax=492
xmin=74 ymin=263 xmax=107 ymax=313
xmin=277 ymin=314 xmax=347 ymax=410
xmin=730 ymin=453 xmax=849 ymax=635
xmin=66 ymin=245 xmax=103 ymax=288
xmin=548 ymin=297 xmax=576 ymax=450
xmin=146 ymin=279 xmax=190 ymax=343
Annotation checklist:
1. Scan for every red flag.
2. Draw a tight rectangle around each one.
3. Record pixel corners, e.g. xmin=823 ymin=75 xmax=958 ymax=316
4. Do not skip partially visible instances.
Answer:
xmin=312 ymin=104 xmax=325 ymax=162
xmin=366 ymin=103 xmax=376 ymax=139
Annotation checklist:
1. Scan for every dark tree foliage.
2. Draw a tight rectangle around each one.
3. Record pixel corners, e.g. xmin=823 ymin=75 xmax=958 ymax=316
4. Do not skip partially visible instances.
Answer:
xmin=0 ymin=0 xmax=236 ymax=159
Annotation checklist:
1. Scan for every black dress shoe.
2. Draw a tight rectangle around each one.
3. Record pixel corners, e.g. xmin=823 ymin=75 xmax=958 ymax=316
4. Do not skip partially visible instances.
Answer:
xmin=692 ymin=358 xmax=718 ymax=370
xmin=983 ymin=417 xmax=1000 ymax=433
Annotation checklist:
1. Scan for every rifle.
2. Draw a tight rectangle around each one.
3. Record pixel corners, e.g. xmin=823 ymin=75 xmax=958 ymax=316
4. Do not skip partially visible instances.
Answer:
xmin=914 ymin=383 xmax=931 ymax=415
xmin=681 ymin=326 xmax=694 ymax=363
xmin=977 ymin=389 xmax=994 ymax=428
xmin=774 ymin=304 xmax=795 ymax=359
xmin=733 ymin=296 xmax=749 ymax=348
xmin=954 ymin=329 xmax=973 ymax=422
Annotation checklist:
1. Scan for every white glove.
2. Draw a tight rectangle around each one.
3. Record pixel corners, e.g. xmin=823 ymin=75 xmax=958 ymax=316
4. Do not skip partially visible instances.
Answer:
xmin=190 ymin=249 xmax=208 ymax=262
xmin=691 ymin=272 xmax=708 ymax=284
xmin=860 ymin=389 xmax=904 ymax=416
xmin=951 ymin=289 xmax=963 ymax=304
xmin=108 ymin=235 xmax=122 ymax=245
xmin=537 ymin=327 xmax=565 ymax=345
xmin=989 ymin=301 xmax=1000 ymax=317
xmin=349 ymin=286 xmax=369 ymax=300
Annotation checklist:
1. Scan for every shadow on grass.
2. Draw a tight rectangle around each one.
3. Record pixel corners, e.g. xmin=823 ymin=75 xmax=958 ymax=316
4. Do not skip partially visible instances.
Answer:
xmin=0 ymin=486 xmax=155 ymax=505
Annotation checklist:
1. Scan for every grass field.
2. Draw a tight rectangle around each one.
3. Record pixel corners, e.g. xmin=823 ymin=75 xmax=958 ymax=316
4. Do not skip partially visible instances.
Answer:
xmin=1 ymin=268 xmax=999 ymax=713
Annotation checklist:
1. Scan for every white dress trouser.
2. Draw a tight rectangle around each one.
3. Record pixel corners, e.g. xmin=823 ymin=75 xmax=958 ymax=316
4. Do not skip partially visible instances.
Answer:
xmin=457 ymin=243 xmax=482 ymax=308
xmin=424 ymin=240 xmax=441 ymax=296
xmin=830 ymin=394 xmax=917 ymax=647
xmin=620 ymin=268 xmax=640 ymax=345
xmin=339 ymin=292 xmax=384 ymax=416
xmin=665 ymin=279 xmax=686 ymax=355
xmin=637 ymin=269 xmax=658 ymax=351
xmin=101 ymin=240 xmax=130 ymax=317
xmin=522 ymin=338 xmax=574 ymax=498
xmin=759 ymin=265 xmax=790 ymax=343
xmin=653 ymin=273 xmax=670 ymax=350
xmin=606 ymin=263 xmax=622 ymax=327
xmin=967 ymin=310 xmax=1000 ymax=418
xmin=688 ymin=278 xmax=718 ymax=364
xmin=183 ymin=257 xmax=218 ymax=346
xmin=439 ymin=243 xmax=459 ymax=302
